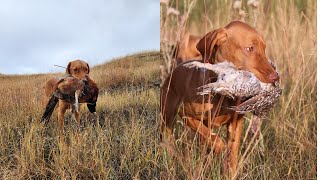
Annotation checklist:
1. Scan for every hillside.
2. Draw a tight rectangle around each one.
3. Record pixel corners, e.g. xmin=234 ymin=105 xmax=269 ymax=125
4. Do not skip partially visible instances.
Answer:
xmin=0 ymin=51 xmax=161 ymax=179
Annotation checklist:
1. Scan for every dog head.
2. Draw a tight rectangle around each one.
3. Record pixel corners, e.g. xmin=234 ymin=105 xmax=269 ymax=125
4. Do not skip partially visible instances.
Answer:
xmin=196 ymin=21 xmax=279 ymax=83
xmin=66 ymin=60 xmax=90 ymax=80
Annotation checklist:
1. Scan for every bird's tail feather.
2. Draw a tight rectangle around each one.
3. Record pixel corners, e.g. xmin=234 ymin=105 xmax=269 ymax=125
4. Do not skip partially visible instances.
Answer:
xmin=41 ymin=95 xmax=59 ymax=124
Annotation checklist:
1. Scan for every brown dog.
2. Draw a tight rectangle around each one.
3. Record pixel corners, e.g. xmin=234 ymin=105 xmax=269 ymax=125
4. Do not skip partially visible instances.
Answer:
xmin=174 ymin=32 xmax=202 ymax=65
xmin=44 ymin=60 xmax=90 ymax=129
xmin=161 ymin=21 xmax=279 ymax=177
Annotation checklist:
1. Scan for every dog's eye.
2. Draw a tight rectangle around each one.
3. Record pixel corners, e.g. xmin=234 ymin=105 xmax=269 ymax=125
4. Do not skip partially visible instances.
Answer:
xmin=245 ymin=47 xmax=254 ymax=52
xmin=74 ymin=69 xmax=78 ymax=72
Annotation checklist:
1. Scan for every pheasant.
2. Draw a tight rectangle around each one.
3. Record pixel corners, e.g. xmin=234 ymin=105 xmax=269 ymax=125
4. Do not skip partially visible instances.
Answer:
xmin=183 ymin=61 xmax=282 ymax=116
xmin=41 ymin=75 xmax=99 ymax=123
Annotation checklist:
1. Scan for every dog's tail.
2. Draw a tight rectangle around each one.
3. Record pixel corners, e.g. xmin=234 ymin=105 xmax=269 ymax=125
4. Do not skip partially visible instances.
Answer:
xmin=41 ymin=94 xmax=59 ymax=124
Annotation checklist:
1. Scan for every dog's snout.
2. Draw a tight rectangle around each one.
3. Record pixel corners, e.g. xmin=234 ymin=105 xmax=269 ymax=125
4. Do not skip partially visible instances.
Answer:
xmin=269 ymin=72 xmax=279 ymax=82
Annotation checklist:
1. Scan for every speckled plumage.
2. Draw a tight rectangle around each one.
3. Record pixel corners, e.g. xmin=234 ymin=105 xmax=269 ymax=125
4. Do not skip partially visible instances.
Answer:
xmin=231 ymin=87 xmax=282 ymax=116
xmin=182 ymin=60 xmax=282 ymax=116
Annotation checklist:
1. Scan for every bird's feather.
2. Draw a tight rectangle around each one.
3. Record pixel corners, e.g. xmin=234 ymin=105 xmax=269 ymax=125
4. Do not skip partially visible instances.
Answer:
xmin=41 ymin=95 xmax=59 ymax=124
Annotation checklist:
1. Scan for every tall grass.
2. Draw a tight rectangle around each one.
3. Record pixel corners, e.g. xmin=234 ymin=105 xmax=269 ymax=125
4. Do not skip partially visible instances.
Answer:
xmin=160 ymin=0 xmax=316 ymax=179
xmin=0 ymin=51 xmax=161 ymax=179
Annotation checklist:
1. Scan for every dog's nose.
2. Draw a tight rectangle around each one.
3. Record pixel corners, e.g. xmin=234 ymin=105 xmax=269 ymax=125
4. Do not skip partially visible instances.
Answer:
xmin=269 ymin=72 xmax=279 ymax=82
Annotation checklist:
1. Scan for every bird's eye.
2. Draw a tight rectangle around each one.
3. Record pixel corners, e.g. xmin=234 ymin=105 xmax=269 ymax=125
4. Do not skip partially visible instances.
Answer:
xmin=245 ymin=47 xmax=254 ymax=52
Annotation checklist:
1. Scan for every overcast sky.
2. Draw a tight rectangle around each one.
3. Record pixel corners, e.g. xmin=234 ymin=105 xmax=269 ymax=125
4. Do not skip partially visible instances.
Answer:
xmin=0 ymin=0 xmax=159 ymax=74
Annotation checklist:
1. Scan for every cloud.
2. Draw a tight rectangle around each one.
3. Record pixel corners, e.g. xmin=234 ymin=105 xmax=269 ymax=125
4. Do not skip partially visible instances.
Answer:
xmin=0 ymin=0 xmax=159 ymax=74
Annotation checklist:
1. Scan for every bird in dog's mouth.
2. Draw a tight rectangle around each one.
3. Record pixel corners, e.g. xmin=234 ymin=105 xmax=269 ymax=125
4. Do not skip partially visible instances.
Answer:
xmin=41 ymin=75 xmax=99 ymax=123
xmin=183 ymin=60 xmax=282 ymax=116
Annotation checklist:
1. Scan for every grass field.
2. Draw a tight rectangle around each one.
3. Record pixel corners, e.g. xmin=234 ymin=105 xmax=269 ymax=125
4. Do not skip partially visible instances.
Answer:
xmin=0 ymin=51 xmax=161 ymax=179
xmin=160 ymin=0 xmax=316 ymax=179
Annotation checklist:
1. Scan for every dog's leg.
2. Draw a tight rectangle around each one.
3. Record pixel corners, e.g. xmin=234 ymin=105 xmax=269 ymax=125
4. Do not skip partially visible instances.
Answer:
xmin=230 ymin=116 xmax=244 ymax=179
xmin=160 ymin=85 xmax=181 ymax=144
xmin=224 ymin=120 xmax=236 ymax=177
xmin=58 ymin=100 xmax=69 ymax=130
xmin=224 ymin=99 xmax=243 ymax=179
xmin=185 ymin=117 xmax=225 ymax=153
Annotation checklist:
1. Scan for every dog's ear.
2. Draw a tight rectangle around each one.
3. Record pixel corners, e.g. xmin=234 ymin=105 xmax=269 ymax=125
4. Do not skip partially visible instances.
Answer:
xmin=196 ymin=28 xmax=227 ymax=63
xmin=66 ymin=62 xmax=72 ymax=74
xmin=86 ymin=63 xmax=90 ymax=74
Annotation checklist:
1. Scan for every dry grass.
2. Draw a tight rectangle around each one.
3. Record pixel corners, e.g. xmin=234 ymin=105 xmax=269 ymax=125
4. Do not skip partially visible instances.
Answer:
xmin=160 ymin=0 xmax=316 ymax=179
xmin=0 ymin=51 xmax=161 ymax=179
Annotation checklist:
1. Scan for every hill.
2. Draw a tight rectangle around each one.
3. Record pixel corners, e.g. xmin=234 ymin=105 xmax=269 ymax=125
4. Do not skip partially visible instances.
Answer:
xmin=0 ymin=51 xmax=161 ymax=179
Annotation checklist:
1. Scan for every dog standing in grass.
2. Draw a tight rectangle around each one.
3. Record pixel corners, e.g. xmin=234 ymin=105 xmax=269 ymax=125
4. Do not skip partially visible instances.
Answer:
xmin=161 ymin=21 xmax=279 ymax=177
xmin=43 ymin=60 xmax=96 ymax=129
